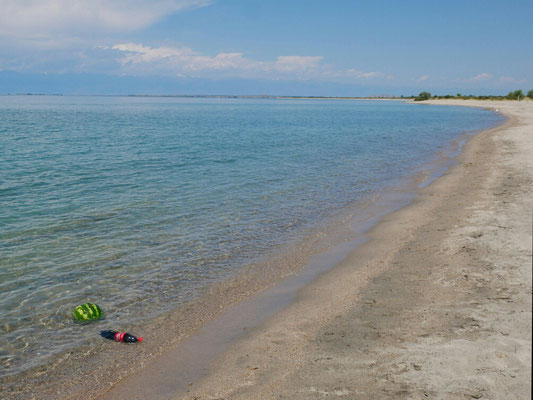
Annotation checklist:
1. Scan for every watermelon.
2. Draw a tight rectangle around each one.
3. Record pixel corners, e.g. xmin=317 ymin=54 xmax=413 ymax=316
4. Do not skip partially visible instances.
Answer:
xmin=73 ymin=303 xmax=104 ymax=322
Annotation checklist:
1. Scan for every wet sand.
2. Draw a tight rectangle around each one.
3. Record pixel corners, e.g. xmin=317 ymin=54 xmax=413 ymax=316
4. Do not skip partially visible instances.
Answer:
xmin=171 ymin=100 xmax=531 ymax=399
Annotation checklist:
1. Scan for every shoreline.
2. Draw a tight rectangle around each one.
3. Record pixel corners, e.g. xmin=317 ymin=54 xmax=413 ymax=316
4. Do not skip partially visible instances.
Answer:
xmin=105 ymin=99 xmax=531 ymax=399
xmin=97 ymin=100 xmax=531 ymax=399
xmin=177 ymin=99 xmax=532 ymax=399
xmin=3 ymin=100 xmax=530 ymax=399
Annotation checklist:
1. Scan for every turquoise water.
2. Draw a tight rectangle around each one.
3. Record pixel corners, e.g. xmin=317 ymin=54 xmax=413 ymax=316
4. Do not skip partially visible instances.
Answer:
xmin=0 ymin=96 xmax=501 ymax=376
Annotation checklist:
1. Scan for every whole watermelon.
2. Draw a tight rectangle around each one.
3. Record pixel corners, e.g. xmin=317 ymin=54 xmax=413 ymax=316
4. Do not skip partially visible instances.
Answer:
xmin=73 ymin=303 xmax=104 ymax=322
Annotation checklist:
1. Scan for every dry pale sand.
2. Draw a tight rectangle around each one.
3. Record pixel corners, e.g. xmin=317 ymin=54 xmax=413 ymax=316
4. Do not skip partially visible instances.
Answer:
xmin=174 ymin=100 xmax=532 ymax=399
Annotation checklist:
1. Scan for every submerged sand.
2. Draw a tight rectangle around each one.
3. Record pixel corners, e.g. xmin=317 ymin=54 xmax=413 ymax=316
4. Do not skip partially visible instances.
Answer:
xmin=170 ymin=100 xmax=531 ymax=399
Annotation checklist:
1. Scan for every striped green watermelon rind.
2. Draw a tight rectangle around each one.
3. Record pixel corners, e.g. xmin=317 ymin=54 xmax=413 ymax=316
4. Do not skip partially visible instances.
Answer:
xmin=73 ymin=303 xmax=104 ymax=322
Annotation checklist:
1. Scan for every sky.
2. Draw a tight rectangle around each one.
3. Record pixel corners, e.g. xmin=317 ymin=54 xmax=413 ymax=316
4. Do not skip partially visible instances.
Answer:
xmin=1 ymin=0 xmax=532 ymax=96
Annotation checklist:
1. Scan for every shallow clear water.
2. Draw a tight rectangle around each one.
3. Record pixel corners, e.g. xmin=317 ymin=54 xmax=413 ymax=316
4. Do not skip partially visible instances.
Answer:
xmin=0 ymin=96 xmax=501 ymax=376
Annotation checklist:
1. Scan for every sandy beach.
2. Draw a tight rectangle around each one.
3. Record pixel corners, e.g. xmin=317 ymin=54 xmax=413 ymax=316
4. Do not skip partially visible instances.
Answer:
xmin=161 ymin=100 xmax=531 ymax=399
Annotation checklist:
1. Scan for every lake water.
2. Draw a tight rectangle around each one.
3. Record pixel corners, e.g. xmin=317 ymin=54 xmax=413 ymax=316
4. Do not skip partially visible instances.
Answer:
xmin=0 ymin=96 xmax=501 ymax=377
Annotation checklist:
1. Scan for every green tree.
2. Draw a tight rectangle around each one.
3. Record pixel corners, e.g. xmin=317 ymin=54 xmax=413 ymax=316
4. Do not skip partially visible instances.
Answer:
xmin=507 ymin=90 xmax=524 ymax=100
xmin=414 ymin=91 xmax=432 ymax=101
xmin=514 ymin=90 xmax=524 ymax=100
xmin=527 ymin=89 xmax=533 ymax=99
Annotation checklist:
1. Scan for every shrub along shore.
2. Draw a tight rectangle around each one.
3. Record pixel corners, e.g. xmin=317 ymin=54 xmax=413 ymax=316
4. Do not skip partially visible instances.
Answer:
xmin=414 ymin=89 xmax=533 ymax=101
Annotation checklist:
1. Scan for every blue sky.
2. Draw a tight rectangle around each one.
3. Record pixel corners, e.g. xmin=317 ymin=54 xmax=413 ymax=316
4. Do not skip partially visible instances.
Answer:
xmin=1 ymin=0 xmax=532 ymax=96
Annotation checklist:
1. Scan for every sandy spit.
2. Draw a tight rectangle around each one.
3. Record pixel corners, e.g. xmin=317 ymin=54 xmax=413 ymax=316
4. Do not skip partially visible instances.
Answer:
xmin=175 ymin=100 xmax=532 ymax=399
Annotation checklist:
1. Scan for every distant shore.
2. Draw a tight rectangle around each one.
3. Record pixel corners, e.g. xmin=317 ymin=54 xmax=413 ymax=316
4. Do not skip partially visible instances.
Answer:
xmin=3 ymin=93 xmax=531 ymax=101
xmin=101 ymin=99 xmax=531 ymax=399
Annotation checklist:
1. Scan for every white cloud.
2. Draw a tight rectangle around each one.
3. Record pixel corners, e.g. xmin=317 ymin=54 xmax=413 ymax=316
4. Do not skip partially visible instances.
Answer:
xmin=113 ymin=43 xmax=194 ymax=63
xmin=470 ymin=72 xmax=493 ymax=81
xmin=112 ymin=43 xmax=260 ymax=73
xmin=344 ymin=69 xmax=390 ymax=80
xmin=417 ymin=74 xmax=430 ymax=82
xmin=274 ymin=56 xmax=323 ymax=72
xmin=0 ymin=0 xmax=210 ymax=42
xmin=0 ymin=2 xmax=387 ymax=84
xmin=110 ymin=42 xmax=382 ymax=82
xmin=112 ymin=44 xmax=324 ymax=74
xmin=499 ymin=76 xmax=526 ymax=83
